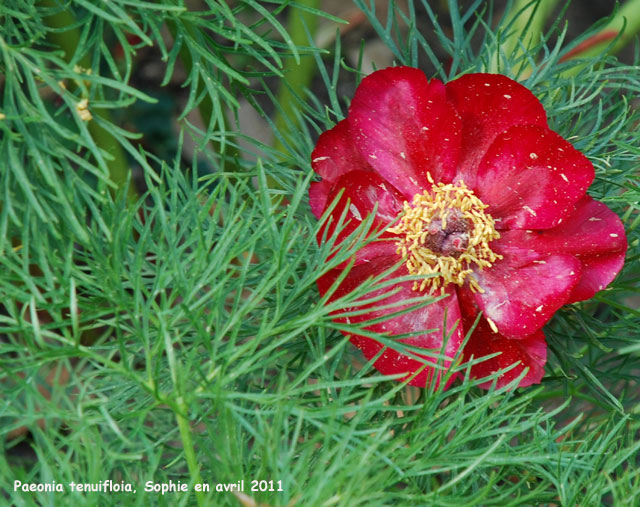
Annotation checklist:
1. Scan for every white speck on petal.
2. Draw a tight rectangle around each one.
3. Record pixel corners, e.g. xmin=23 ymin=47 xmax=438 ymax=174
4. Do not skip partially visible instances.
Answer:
xmin=535 ymin=305 xmax=543 ymax=312
xmin=421 ymin=126 xmax=430 ymax=131
xmin=484 ymin=82 xmax=491 ymax=87
xmin=349 ymin=204 xmax=362 ymax=221
xmin=486 ymin=317 xmax=498 ymax=333
xmin=504 ymin=94 xmax=512 ymax=99
xmin=400 ymin=151 xmax=406 ymax=160
xmin=369 ymin=154 xmax=377 ymax=160
xmin=533 ymin=260 xmax=546 ymax=264
xmin=523 ymin=205 xmax=537 ymax=216
xmin=589 ymin=217 xmax=602 ymax=222
xmin=312 ymin=156 xmax=329 ymax=163
xmin=560 ymin=173 xmax=569 ymax=183
xmin=529 ymin=152 xmax=538 ymax=160
xmin=610 ymin=233 xmax=619 ymax=237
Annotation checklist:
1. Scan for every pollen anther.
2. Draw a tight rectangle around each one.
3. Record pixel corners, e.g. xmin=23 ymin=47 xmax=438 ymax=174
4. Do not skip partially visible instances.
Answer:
xmin=389 ymin=180 xmax=502 ymax=293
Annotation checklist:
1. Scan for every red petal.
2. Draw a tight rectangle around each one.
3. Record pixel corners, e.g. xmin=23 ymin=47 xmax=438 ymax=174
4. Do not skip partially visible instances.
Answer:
xmin=474 ymin=125 xmax=594 ymax=229
xmin=497 ymin=196 xmax=627 ymax=302
xmin=497 ymin=196 xmax=627 ymax=256
xmin=311 ymin=119 xmax=369 ymax=183
xmin=317 ymin=171 xmax=405 ymax=261
xmin=567 ymin=251 xmax=626 ymax=303
xmin=317 ymin=254 xmax=398 ymax=298
xmin=348 ymin=66 xmax=461 ymax=198
xmin=446 ymin=73 xmax=547 ymax=186
xmin=463 ymin=318 xmax=546 ymax=389
xmin=323 ymin=170 xmax=405 ymax=226
xmin=465 ymin=244 xmax=581 ymax=339
xmin=309 ymin=180 xmax=332 ymax=219
xmin=318 ymin=258 xmax=463 ymax=388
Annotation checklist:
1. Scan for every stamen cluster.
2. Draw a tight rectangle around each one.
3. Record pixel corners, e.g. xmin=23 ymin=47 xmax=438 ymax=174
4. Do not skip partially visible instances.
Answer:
xmin=389 ymin=181 xmax=502 ymax=292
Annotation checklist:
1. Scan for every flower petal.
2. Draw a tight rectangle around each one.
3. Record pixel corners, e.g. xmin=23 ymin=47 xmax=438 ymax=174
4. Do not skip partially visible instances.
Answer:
xmin=496 ymin=196 xmax=627 ymax=302
xmin=463 ymin=318 xmax=546 ymax=389
xmin=323 ymin=170 xmax=406 ymax=226
xmin=497 ymin=196 xmax=627 ymax=255
xmin=317 ymin=170 xmax=405 ymax=262
xmin=309 ymin=180 xmax=332 ymax=219
xmin=446 ymin=73 xmax=548 ymax=185
xmin=318 ymin=258 xmax=463 ymax=388
xmin=474 ymin=125 xmax=594 ymax=229
xmin=348 ymin=66 xmax=461 ymax=198
xmin=567 ymin=252 xmax=626 ymax=303
xmin=465 ymin=245 xmax=581 ymax=339
xmin=311 ymin=119 xmax=369 ymax=184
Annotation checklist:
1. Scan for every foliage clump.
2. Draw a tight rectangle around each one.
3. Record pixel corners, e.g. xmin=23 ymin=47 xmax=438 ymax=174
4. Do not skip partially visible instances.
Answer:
xmin=1 ymin=1 xmax=639 ymax=505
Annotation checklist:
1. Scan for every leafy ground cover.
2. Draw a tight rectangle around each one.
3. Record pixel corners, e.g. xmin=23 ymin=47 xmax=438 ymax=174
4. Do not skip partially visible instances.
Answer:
xmin=1 ymin=1 xmax=639 ymax=505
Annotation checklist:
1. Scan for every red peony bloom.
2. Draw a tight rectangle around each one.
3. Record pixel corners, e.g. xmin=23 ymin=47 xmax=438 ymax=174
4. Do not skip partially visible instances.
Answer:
xmin=310 ymin=67 xmax=627 ymax=389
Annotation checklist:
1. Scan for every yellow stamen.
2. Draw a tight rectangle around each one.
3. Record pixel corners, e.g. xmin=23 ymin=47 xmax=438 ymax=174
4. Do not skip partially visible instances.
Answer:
xmin=388 ymin=180 xmax=502 ymax=293
xmin=73 ymin=64 xmax=93 ymax=76
xmin=76 ymin=99 xmax=92 ymax=122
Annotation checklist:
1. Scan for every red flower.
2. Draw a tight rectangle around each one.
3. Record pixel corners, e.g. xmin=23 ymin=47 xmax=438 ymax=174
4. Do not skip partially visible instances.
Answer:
xmin=310 ymin=67 xmax=627 ymax=389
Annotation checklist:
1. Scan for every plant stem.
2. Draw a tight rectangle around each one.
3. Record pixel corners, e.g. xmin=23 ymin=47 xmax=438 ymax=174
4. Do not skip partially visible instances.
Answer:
xmin=166 ymin=21 xmax=240 ymax=167
xmin=175 ymin=396 xmax=206 ymax=506
xmin=561 ymin=0 xmax=640 ymax=61
xmin=487 ymin=0 xmax=559 ymax=74
xmin=273 ymin=0 xmax=320 ymax=154
xmin=39 ymin=0 xmax=137 ymax=202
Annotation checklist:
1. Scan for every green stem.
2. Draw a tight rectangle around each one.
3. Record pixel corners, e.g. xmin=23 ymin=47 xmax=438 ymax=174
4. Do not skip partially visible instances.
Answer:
xmin=488 ymin=0 xmax=559 ymax=74
xmin=175 ymin=396 xmax=206 ymax=506
xmin=39 ymin=0 xmax=137 ymax=202
xmin=88 ymin=116 xmax=136 ymax=201
xmin=561 ymin=0 xmax=640 ymax=61
xmin=166 ymin=21 xmax=240 ymax=166
xmin=273 ymin=0 xmax=320 ymax=154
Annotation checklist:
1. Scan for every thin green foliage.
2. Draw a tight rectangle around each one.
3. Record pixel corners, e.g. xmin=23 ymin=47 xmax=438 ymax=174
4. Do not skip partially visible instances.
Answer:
xmin=1 ymin=1 xmax=639 ymax=506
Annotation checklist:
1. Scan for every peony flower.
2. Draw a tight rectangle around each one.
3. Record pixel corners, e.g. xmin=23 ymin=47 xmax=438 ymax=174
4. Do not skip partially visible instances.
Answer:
xmin=310 ymin=66 xmax=627 ymax=389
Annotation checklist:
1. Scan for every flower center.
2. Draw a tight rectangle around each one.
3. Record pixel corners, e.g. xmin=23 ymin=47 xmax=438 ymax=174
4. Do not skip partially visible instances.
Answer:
xmin=388 ymin=180 xmax=502 ymax=293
